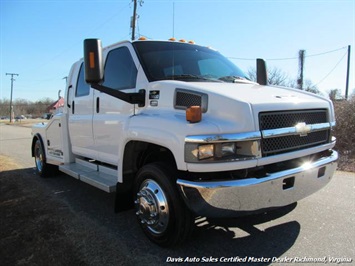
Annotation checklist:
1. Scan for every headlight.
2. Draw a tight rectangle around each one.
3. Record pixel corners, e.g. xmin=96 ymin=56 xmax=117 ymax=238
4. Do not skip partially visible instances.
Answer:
xmin=185 ymin=132 xmax=261 ymax=163
xmin=216 ymin=143 xmax=236 ymax=158
xmin=196 ymin=144 xmax=214 ymax=160
xmin=191 ymin=143 xmax=236 ymax=161
xmin=185 ymin=141 xmax=260 ymax=163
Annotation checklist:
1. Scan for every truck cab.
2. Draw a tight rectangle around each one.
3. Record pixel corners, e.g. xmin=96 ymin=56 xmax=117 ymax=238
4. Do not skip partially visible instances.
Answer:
xmin=32 ymin=38 xmax=338 ymax=247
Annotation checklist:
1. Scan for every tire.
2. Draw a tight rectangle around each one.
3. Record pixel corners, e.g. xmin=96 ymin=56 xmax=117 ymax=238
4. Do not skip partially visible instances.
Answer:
xmin=134 ymin=163 xmax=194 ymax=247
xmin=33 ymin=138 xmax=56 ymax=177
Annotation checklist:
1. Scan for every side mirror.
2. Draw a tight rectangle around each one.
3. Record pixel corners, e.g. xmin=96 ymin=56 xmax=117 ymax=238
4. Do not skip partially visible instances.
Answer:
xmin=84 ymin=39 xmax=104 ymax=84
xmin=256 ymin=58 xmax=267 ymax=85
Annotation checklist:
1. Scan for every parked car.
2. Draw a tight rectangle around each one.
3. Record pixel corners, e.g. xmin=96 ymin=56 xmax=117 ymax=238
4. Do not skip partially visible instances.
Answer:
xmin=15 ymin=115 xmax=27 ymax=121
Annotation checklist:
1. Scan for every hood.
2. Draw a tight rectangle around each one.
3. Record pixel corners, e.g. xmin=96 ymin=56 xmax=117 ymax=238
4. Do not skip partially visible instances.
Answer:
xmin=147 ymin=80 xmax=334 ymax=133
xmin=187 ymin=82 xmax=332 ymax=113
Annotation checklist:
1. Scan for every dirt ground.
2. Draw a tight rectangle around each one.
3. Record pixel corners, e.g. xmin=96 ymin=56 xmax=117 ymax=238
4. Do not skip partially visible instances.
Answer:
xmin=0 ymin=156 xmax=88 ymax=265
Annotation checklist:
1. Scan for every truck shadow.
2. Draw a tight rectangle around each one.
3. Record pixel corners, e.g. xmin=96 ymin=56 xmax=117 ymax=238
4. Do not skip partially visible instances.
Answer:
xmin=1 ymin=168 xmax=301 ymax=265
xmin=181 ymin=204 xmax=300 ymax=265
xmin=47 ymin=170 xmax=300 ymax=264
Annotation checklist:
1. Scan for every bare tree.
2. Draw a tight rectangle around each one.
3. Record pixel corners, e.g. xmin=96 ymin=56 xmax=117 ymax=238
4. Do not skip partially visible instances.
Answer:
xmin=328 ymin=89 xmax=343 ymax=101
xmin=248 ymin=66 xmax=291 ymax=86
xmin=247 ymin=66 xmax=321 ymax=95
xmin=0 ymin=98 xmax=54 ymax=118
xmin=303 ymin=79 xmax=321 ymax=95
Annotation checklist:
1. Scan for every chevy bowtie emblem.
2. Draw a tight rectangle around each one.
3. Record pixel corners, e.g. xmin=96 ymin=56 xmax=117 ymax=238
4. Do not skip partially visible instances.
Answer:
xmin=295 ymin=122 xmax=311 ymax=137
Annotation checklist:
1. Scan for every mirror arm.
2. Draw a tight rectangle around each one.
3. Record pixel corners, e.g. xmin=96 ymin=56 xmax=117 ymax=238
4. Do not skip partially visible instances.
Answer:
xmin=91 ymin=84 xmax=145 ymax=107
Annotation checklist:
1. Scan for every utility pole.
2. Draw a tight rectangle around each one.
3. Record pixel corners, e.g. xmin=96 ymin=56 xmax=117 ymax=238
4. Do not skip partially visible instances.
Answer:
xmin=131 ymin=0 xmax=144 ymax=41
xmin=345 ymin=45 xmax=351 ymax=100
xmin=297 ymin=50 xmax=305 ymax=90
xmin=6 ymin=73 xmax=19 ymax=123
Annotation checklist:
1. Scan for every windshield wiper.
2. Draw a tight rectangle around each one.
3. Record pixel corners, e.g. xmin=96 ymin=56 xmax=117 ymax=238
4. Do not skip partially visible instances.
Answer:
xmin=164 ymin=74 xmax=217 ymax=82
xmin=218 ymin=76 xmax=254 ymax=84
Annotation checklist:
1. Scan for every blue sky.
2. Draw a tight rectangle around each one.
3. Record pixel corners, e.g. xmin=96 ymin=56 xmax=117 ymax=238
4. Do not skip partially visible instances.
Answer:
xmin=1 ymin=0 xmax=354 ymax=101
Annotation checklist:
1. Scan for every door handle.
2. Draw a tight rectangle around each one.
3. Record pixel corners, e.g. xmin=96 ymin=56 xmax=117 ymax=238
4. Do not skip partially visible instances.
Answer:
xmin=96 ymin=97 xmax=100 ymax=113
xmin=67 ymin=85 xmax=72 ymax=108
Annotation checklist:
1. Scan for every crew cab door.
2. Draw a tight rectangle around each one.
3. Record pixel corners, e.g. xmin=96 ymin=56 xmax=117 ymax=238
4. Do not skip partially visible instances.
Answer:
xmin=92 ymin=45 xmax=139 ymax=165
xmin=68 ymin=62 xmax=97 ymax=159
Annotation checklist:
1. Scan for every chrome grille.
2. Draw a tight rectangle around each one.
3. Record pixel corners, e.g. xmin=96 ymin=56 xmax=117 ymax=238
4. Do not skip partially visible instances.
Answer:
xmin=260 ymin=109 xmax=327 ymax=130
xmin=259 ymin=110 xmax=329 ymax=156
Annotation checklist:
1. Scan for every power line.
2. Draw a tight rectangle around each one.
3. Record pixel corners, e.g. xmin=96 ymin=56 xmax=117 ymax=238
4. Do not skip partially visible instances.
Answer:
xmin=306 ymin=46 xmax=347 ymax=58
xmin=314 ymin=50 xmax=348 ymax=87
xmin=228 ymin=46 xmax=348 ymax=61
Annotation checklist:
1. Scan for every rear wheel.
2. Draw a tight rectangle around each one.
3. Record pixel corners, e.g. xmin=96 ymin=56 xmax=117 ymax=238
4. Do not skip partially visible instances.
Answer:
xmin=134 ymin=163 xmax=194 ymax=247
xmin=34 ymin=139 xmax=56 ymax=177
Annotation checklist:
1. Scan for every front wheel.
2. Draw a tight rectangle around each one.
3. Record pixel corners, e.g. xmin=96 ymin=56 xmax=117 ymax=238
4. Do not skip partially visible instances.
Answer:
xmin=134 ymin=163 xmax=194 ymax=247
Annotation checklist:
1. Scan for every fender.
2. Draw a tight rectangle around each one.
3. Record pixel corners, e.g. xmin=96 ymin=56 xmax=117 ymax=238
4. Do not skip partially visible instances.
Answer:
xmin=31 ymin=133 xmax=46 ymax=159
xmin=126 ymin=115 xmax=187 ymax=171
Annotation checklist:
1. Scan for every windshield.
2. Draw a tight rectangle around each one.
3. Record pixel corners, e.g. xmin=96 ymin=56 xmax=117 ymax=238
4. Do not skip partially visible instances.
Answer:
xmin=133 ymin=41 xmax=248 ymax=82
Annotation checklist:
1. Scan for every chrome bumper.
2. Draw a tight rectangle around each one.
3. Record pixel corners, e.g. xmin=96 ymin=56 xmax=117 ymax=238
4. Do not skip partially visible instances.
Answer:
xmin=177 ymin=150 xmax=338 ymax=217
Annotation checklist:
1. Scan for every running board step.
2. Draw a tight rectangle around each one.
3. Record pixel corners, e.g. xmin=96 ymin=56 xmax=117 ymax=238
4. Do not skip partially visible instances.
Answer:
xmin=59 ymin=160 xmax=117 ymax=193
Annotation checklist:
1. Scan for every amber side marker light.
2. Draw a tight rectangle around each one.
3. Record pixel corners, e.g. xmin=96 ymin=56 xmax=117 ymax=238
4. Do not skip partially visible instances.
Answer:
xmin=186 ymin=106 xmax=202 ymax=123
xmin=89 ymin=52 xmax=95 ymax=68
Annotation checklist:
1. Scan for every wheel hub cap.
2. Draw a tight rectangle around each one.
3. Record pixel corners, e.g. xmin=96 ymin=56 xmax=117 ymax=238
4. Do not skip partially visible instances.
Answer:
xmin=135 ymin=179 xmax=169 ymax=234
xmin=35 ymin=143 xmax=43 ymax=171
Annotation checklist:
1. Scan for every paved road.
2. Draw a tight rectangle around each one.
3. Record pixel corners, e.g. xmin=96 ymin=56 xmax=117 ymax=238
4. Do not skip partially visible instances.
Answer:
xmin=0 ymin=123 xmax=34 ymax=167
xmin=0 ymin=123 xmax=354 ymax=265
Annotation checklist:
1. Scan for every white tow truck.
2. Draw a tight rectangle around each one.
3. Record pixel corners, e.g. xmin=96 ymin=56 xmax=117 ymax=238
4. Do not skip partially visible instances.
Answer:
xmin=31 ymin=38 xmax=338 ymax=247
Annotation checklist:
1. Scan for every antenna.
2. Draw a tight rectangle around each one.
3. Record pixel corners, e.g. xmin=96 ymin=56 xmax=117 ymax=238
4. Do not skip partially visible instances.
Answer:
xmin=172 ymin=2 xmax=175 ymax=38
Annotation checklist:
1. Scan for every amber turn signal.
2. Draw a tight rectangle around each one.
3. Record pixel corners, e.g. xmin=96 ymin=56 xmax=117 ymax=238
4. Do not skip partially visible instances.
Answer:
xmin=89 ymin=52 xmax=95 ymax=68
xmin=186 ymin=106 xmax=202 ymax=123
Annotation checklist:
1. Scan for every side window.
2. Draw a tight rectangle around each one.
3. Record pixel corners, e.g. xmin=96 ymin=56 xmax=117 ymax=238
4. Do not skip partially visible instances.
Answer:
xmin=76 ymin=63 xmax=90 ymax=97
xmin=103 ymin=47 xmax=137 ymax=90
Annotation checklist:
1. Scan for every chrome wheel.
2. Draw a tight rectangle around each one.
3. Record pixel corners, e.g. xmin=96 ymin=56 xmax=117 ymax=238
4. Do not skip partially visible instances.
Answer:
xmin=135 ymin=179 xmax=169 ymax=235
xmin=134 ymin=163 xmax=194 ymax=247
xmin=34 ymin=140 xmax=44 ymax=173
